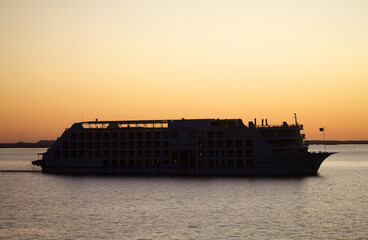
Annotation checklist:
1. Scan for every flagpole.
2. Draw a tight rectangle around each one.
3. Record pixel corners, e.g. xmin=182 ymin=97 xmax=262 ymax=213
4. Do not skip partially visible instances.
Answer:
xmin=319 ymin=127 xmax=326 ymax=152
xmin=323 ymin=129 xmax=326 ymax=152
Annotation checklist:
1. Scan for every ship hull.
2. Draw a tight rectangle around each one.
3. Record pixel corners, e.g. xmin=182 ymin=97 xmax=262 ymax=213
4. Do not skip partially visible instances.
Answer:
xmin=37 ymin=152 xmax=333 ymax=176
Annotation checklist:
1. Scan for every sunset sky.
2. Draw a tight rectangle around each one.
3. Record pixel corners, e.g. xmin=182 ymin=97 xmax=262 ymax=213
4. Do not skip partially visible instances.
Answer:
xmin=1 ymin=0 xmax=367 ymax=142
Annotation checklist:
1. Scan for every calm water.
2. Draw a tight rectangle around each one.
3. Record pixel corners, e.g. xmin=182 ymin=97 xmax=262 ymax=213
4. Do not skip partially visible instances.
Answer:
xmin=0 ymin=146 xmax=367 ymax=240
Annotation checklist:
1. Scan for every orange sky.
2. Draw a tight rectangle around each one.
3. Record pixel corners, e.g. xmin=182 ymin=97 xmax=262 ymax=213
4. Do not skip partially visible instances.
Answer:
xmin=1 ymin=0 xmax=367 ymax=142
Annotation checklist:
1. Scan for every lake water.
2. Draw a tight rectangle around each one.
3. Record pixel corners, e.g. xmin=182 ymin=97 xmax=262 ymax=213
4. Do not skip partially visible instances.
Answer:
xmin=0 ymin=145 xmax=367 ymax=239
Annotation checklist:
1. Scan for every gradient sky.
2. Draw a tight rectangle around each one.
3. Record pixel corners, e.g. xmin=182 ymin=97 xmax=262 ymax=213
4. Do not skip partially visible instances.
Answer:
xmin=1 ymin=0 xmax=367 ymax=142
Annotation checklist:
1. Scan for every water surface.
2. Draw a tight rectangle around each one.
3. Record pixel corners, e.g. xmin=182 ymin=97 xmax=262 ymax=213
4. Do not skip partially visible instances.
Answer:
xmin=0 ymin=146 xmax=367 ymax=239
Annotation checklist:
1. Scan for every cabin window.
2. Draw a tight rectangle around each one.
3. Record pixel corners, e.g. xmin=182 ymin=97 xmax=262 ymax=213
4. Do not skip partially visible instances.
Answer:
xmin=154 ymin=141 xmax=160 ymax=148
xmin=237 ymin=159 xmax=243 ymax=166
xmin=236 ymin=149 xmax=243 ymax=157
xmin=112 ymin=150 xmax=118 ymax=158
xmin=120 ymin=150 xmax=126 ymax=157
xmin=137 ymin=151 xmax=143 ymax=158
xmin=154 ymin=132 xmax=161 ymax=139
xmin=87 ymin=142 xmax=93 ymax=149
xmin=71 ymin=142 xmax=77 ymax=149
xmin=95 ymin=133 xmax=101 ymax=140
xmin=120 ymin=141 xmax=126 ymax=148
xmin=208 ymin=131 xmax=214 ymax=138
xmin=163 ymin=132 xmax=169 ymax=139
xmin=145 ymin=151 xmax=151 ymax=157
xmin=189 ymin=131 xmax=196 ymax=139
xmin=236 ymin=140 xmax=243 ymax=148
xmin=79 ymin=133 xmax=85 ymax=140
xmin=163 ymin=159 xmax=169 ymax=165
xmin=163 ymin=141 xmax=169 ymax=148
xmin=198 ymin=141 xmax=205 ymax=148
xmin=112 ymin=132 xmax=118 ymax=139
xmin=95 ymin=150 xmax=101 ymax=158
xmin=103 ymin=159 xmax=109 ymax=167
xmin=55 ymin=150 xmax=60 ymax=158
xmin=199 ymin=159 xmax=205 ymax=168
xmin=235 ymin=130 xmax=242 ymax=138
xmin=128 ymin=151 xmax=134 ymax=158
xmin=145 ymin=132 xmax=151 ymax=139
xmin=228 ymin=159 xmax=234 ymax=167
xmin=79 ymin=151 xmax=84 ymax=157
xmin=63 ymin=142 xmax=68 ymax=149
xmin=103 ymin=133 xmax=109 ymax=140
xmin=246 ymin=150 xmax=253 ymax=157
xmin=87 ymin=151 xmax=93 ymax=158
xmin=145 ymin=159 xmax=151 ymax=167
xmin=128 ymin=159 xmax=134 ymax=167
xmin=154 ymin=159 xmax=160 ymax=167
xmin=207 ymin=150 xmax=214 ymax=157
xmin=103 ymin=151 xmax=109 ymax=157
xmin=208 ymin=159 xmax=214 ymax=167
xmin=199 ymin=150 xmax=205 ymax=158
xmin=128 ymin=141 xmax=135 ymax=148
xmin=128 ymin=132 xmax=135 ymax=139
xmin=171 ymin=132 xmax=178 ymax=139
xmin=120 ymin=132 xmax=126 ymax=139
xmin=164 ymin=150 xmax=169 ymax=158
xmin=207 ymin=140 xmax=214 ymax=148
xmin=137 ymin=141 xmax=143 ymax=148
xmin=137 ymin=132 xmax=143 ymax=139
xmin=63 ymin=151 xmax=68 ymax=157
xmin=111 ymin=141 xmax=118 ymax=148
xmin=246 ymin=159 xmax=254 ymax=167
xmin=137 ymin=159 xmax=143 ymax=167
xmin=145 ymin=141 xmax=152 ymax=148
xmin=246 ymin=140 xmax=253 ymax=147
xmin=198 ymin=131 xmax=205 ymax=138
xmin=87 ymin=133 xmax=93 ymax=140
xmin=226 ymin=130 xmax=233 ymax=138
xmin=71 ymin=133 xmax=76 ymax=140
xmin=71 ymin=151 xmax=77 ymax=157
xmin=120 ymin=160 xmax=126 ymax=167
xmin=217 ymin=140 xmax=224 ymax=148
xmin=111 ymin=159 xmax=118 ymax=167
xmin=245 ymin=130 xmax=252 ymax=137
xmin=227 ymin=150 xmax=234 ymax=157
xmin=216 ymin=131 xmax=224 ymax=138
xmin=154 ymin=150 xmax=160 ymax=157
xmin=79 ymin=142 xmax=85 ymax=148
xmin=226 ymin=140 xmax=233 ymax=148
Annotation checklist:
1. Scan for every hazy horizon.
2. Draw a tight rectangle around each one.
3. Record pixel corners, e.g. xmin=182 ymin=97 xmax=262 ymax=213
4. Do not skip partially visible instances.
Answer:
xmin=1 ymin=0 xmax=367 ymax=142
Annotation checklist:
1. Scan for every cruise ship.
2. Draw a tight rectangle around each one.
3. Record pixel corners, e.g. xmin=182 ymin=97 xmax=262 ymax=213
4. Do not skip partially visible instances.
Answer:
xmin=32 ymin=116 xmax=333 ymax=175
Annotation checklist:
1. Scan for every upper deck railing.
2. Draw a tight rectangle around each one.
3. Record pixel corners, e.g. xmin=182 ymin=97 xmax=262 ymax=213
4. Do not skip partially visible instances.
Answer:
xmin=81 ymin=120 xmax=173 ymax=129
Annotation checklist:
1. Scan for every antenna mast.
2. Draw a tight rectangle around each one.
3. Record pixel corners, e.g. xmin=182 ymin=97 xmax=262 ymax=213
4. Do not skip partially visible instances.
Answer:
xmin=294 ymin=113 xmax=298 ymax=126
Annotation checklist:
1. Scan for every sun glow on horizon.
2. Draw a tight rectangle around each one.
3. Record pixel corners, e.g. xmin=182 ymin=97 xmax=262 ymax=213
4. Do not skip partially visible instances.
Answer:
xmin=1 ymin=0 xmax=367 ymax=142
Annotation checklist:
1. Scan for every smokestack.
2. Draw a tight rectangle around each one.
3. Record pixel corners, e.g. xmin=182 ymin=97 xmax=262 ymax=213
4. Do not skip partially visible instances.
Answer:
xmin=266 ymin=119 xmax=268 ymax=126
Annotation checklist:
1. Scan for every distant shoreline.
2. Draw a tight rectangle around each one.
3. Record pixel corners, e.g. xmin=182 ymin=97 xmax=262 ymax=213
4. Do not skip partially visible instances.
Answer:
xmin=0 ymin=141 xmax=55 ymax=148
xmin=305 ymin=140 xmax=368 ymax=145
xmin=0 ymin=140 xmax=367 ymax=148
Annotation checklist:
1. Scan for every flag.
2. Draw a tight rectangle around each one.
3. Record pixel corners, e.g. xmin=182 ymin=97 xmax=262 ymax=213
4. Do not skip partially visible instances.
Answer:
xmin=319 ymin=128 xmax=324 ymax=131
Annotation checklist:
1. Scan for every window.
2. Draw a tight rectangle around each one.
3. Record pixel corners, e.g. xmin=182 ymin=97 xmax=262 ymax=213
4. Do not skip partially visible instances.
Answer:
xmin=198 ymin=131 xmax=205 ymax=138
xmin=103 ymin=159 xmax=109 ymax=167
xmin=208 ymin=131 xmax=214 ymax=138
xmin=55 ymin=150 xmax=60 ymax=158
xmin=95 ymin=133 xmax=101 ymax=140
xmin=171 ymin=132 xmax=178 ymax=139
xmin=189 ymin=131 xmax=196 ymax=139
